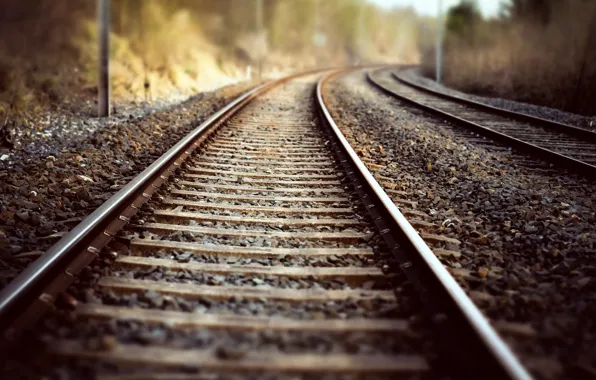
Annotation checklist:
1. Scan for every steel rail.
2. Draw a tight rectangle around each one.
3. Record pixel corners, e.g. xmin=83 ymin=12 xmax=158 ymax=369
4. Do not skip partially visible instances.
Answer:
xmin=368 ymin=68 xmax=596 ymax=177
xmin=393 ymin=69 xmax=596 ymax=142
xmin=317 ymin=69 xmax=532 ymax=380
xmin=0 ymin=71 xmax=321 ymax=340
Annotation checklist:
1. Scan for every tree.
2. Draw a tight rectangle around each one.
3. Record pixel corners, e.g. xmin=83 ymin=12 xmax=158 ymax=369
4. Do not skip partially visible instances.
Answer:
xmin=504 ymin=0 xmax=562 ymax=26
xmin=445 ymin=0 xmax=483 ymax=44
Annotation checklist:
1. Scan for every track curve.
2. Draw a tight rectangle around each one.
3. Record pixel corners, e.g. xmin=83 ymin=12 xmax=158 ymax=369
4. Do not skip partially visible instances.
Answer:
xmin=368 ymin=67 xmax=596 ymax=177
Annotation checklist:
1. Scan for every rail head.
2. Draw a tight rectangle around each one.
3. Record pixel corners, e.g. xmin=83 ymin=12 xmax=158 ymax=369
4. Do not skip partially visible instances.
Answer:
xmin=316 ymin=69 xmax=532 ymax=380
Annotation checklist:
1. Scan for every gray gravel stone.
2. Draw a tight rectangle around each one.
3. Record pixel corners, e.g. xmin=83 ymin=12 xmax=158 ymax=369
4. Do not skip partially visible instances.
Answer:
xmin=326 ymin=69 xmax=596 ymax=380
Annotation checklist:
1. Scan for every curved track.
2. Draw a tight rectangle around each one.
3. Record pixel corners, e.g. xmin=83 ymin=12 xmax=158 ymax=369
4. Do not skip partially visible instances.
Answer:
xmin=1 ymin=71 xmax=530 ymax=379
xmin=368 ymin=67 xmax=596 ymax=177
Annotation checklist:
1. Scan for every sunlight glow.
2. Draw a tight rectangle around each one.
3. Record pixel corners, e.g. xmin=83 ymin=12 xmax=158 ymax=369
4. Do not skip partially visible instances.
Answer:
xmin=366 ymin=0 xmax=506 ymax=18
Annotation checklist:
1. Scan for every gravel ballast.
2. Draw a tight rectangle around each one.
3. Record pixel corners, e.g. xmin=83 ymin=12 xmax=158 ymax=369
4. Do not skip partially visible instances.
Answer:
xmin=3 ymin=75 xmax=441 ymax=379
xmin=0 ymin=81 xmax=256 ymax=289
xmin=325 ymin=70 xmax=596 ymax=380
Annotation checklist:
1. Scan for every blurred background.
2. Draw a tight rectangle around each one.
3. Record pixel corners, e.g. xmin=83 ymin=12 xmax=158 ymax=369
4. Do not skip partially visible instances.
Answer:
xmin=420 ymin=0 xmax=596 ymax=116
xmin=0 ymin=0 xmax=595 ymax=124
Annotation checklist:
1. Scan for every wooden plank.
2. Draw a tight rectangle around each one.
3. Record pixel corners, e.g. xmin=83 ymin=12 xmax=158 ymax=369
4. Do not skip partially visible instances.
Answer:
xmin=226 ymin=123 xmax=315 ymax=130
xmin=219 ymin=129 xmax=320 ymax=136
xmin=170 ymin=189 xmax=348 ymax=203
xmin=228 ymin=119 xmax=314 ymax=124
xmin=392 ymin=198 xmax=418 ymax=208
xmin=220 ymin=131 xmax=320 ymax=138
xmin=222 ymin=126 xmax=318 ymax=132
xmin=194 ymin=156 xmax=332 ymax=167
xmin=206 ymin=147 xmax=328 ymax=157
xmin=140 ymin=222 xmax=366 ymax=242
xmin=164 ymin=198 xmax=353 ymax=215
xmin=183 ymin=173 xmax=342 ymax=186
xmin=208 ymin=141 xmax=323 ymax=149
xmin=433 ymin=248 xmax=462 ymax=259
xmin=229 ymin=116 xmax=311 ymax=121
xmin=76 ymin=303 xmax=408 ymax=332
xmin=228 ymin=124 xmax=315 ymax=128
xmin=492 ymin=320 xmax=537 ymax=337
xmin=227 ymin=119 xmax=314 ymax=123
xmin=209 ymin=145 xmax=327 ymax=154
xmin=216 ymin=136 xmax=322 ymax=143
xmin=229 ymin=121 xmax=313 ymax=125
xmin=98 ymin=277 xmax=397 ymax=302
xmin=199 ymin=151 xmax=330 ymax=162
xmin=154 ymin=210 xmax=361 ymax=227
xmin=385 ymin=189 xmax=411 ymax=197
xmin=228 ymin=120 xmax=313 ymax=125
xmin=56 ymin=341 xmax=427 ymax=374
xmin=228 ymin=118 xmax=314 ymax=123
xmin=217 ymin=133 xmax=320 ymax=140
xmin=130 ymin=238 xmax=373 ymax=257
xmin=375 ymin=175 xmax=395 ymax=183
xmin=400 ymin=209 xmax=429 ymax=219
xmin=193 ymin=162 xmax=334 ymax=173
xmin=186 ymin=167 xmax=337 ymax=180
xmin=408 ymin=219 xmax=435 ymax=230
xmin=115 ymin=256 xmax=384 ymax=281
xmin=217 ymin=132 xmax=320 ymax=139
xmin=177 ymin=181 xmax=344 ymax=194
xmin=227 ymin=123 xmax=315 ymax=129
xmin=420 ymin=233 xmax=461 ymax=246
xmin=448 ymin=268 xmax=485 ymax=282
xmin=208 ymin=144 xmax=327 ymax=153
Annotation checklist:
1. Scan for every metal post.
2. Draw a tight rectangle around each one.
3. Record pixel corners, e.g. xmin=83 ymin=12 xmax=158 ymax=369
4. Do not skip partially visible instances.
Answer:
xmin=256 ymin=0 xmax=263 ymax=80
xmin=313 ymin=0 xmax=319 ymax=68
xmin=98 ymin=0 xmax=110 ymax=117
xmin=256 ymin=0 xmax=263 ymax=32
xmin=358 ymin=4 xmax=364 ymax=62
xmin=570 ymin=3 xmax=596 ymax=112
xmin=436 ymin=0 xmax=443 ymax=83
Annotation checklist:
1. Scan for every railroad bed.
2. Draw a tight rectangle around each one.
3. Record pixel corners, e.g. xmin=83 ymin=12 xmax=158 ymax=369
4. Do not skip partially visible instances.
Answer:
xmin=0 ymin=72 xmax=531 ymax=379
xmin=1 ymin=76 xmax=434 ymax=379
xmin=369 ymin=68 xmax=596 ymax=177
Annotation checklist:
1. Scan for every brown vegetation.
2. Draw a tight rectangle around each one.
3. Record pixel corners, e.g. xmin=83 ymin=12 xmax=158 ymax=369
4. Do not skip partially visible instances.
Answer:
xmin=0 ymin=1 xmax=92 ymax=115
xmin=422 ymin=0 xmax=596 ymax=116
xmin=0 ymin=0 xmax=419 ymax=137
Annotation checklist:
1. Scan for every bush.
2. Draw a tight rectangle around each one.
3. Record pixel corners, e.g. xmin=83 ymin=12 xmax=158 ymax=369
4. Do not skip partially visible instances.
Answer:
xmin=422 ymin=0 xmax=596 ymax=115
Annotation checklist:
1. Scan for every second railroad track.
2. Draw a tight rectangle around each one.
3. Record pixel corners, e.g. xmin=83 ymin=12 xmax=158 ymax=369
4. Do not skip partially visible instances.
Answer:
xmin=369 ymin=67 xmax=596 ymax=177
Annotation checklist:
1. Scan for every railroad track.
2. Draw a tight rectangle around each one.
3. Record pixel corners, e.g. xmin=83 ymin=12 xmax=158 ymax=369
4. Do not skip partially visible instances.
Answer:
xmin=0 ymin=71 xmax=530 ymax=379
xmin=368 ymin=67 xmax=596 ymax=177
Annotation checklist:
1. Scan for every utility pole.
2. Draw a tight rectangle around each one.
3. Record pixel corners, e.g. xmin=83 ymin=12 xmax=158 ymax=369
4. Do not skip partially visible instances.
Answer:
xmin=570 ymin=3 xmax=596 ymax=112
xmin=313 ymin=0 xmax=319 ymax=68
xmin=256 ymin=0 xmax=263 ymax=80
xmin=435 ymin=0 xmax=443 ymax=83
xmin=98 ymin=0 xmax=110 ymax=117
xmin=358 ymin=3 xmax=365 ymax=64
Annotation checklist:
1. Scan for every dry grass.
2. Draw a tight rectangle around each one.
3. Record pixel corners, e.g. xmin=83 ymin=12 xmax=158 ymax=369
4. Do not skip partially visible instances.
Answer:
xmin=0 ymin=0 xmax=243 ymax=126
xmin=422 ymin=1 xmax=596 ymax=115
xmin=0 ymin=0 xmax=420 ymax=131
xmin=0 ymin=1 xmax=93 ymax=139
